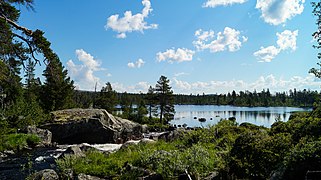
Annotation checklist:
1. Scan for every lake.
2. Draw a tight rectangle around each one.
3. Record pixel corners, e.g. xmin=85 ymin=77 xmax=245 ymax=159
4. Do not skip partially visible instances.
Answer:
xmin=170 ymin=105 xmax=312 ymax=127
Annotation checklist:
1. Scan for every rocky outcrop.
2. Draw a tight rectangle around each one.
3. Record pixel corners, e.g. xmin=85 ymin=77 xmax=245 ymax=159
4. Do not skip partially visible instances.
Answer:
xmin=77 ymin=173 xmax=105 ymax=180
xmin=28 ymin=169 xmax=59 ymax=180
xmin=41 ymin=109 xmax=143 ymax=144
xmin=26 ymin=126 xmax=52 ymax=146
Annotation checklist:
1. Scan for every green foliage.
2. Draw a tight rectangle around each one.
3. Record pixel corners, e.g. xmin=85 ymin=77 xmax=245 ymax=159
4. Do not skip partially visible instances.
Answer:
xmin=41 ymin=56 xmax=75 ymax=112
xmin=229 ymin=130 xmax=292 ymax=179
xmin=155 ymin=75 xmax=175 ymax=124
xmin=174 ymin=89 xmax=318 ymax=107
xmin=282 ymin=140 xmax=321 ymax=179
xmin=0 ymin=133 xmax=40 ymax=152
xmin=96 ymin=82 xmax=117 ymax=113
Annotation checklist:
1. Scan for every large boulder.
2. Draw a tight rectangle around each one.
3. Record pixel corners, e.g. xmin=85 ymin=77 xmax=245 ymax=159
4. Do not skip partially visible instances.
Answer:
xmin=41 ymin=109 xmax=143 ymax=144
xmin=26 ymin=126 xmax=52 ymax=146
xmin=28 ymin=169 xmax=59 ymax=180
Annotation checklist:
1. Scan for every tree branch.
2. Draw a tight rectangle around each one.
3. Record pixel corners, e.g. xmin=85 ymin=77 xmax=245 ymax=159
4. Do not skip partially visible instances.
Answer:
xmin=0 ymin=15 xmax=33 ymax=36
xmin=12 ymin=32 xmax=40 ymax=65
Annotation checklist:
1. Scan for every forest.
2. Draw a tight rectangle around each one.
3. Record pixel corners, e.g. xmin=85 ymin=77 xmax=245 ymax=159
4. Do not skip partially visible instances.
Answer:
xmin=74 ymin=88 xmax=320 ymax=108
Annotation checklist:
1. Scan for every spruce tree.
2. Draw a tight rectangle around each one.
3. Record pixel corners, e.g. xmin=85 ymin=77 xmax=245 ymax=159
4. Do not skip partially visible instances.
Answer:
xmin=146 ymin=86 xmax=157 ymax=120
xmin=96 ymin=82 xmax=117 ymax=113
xmin=41 ymin=55 xmax=75 ymax=112
xmin=155 ymin=75 xmax=175 ymax=124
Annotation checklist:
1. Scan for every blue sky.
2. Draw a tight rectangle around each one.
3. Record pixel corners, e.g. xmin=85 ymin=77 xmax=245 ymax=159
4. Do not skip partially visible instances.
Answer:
xmin=18 ymin=0 xmax=321 ymax=94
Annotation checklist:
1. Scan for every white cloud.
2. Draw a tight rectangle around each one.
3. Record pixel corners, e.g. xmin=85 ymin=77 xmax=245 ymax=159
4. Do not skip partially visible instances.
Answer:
xmin=112 ymin=81 xmax=150 ymax=93
xmin=253 ymin=46 xmax=281 ymax=62
xmin=128 ymin=58 xmax=145 ymax=68
xmin=254 ymin=29 xmax=298 ymax=62
xmin=193 ymin=27 xmax=247 ymax=53
xmin=67 ymin=49 xmax=107 ymax=91
xmin=172 ymin=74 xmax=320 ymax=94
xmin=276 ymin=30 xmax=298 ymax=51
xmin=256 ymin=0 xmax=305 ymax=25
xmin=174 ymin=72 xmax=189 ymax=77
xmin=105 ymin=0 xmax=158 ymax=38
xmin=203 ymin=0 xmax=247 ymax=8
xmin=156 ymin=48 xmax=195 ymax=63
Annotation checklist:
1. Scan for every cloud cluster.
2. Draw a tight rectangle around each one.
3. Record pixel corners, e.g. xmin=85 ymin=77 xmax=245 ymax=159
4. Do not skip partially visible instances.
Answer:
xmin=172 ymin=74 xmax=320 ymax=94
xmin=254 ymin=30 xmax=298 ymax=62
xmin=95 ymin=74 xmax=319 ymax=94
xmin=112 ymin=81 xmax=150 ymax=93
xmin=67 ymin=49 xmax=105 ymax=90
xmin=105 ymin=0 xmax=158 ymax=38
xmin=156 ymin=48 xmax=195 ymax=63
xmin=256 ymin=0 xmax=305 ymax=25
xmin=203 ymin=0 xmax=247 ymax=8
xmin=128 ymin=58 xmax=145 ymax=68
xmin=193 ymin=27 xmax=248 ymax=53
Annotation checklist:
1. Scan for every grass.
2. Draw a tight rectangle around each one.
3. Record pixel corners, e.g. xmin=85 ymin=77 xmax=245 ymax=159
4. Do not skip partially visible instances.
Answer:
xmin=56 ymin=120 xmax=242 ymax=179
xmin=0 ymin=133 xmax=40 ymax=152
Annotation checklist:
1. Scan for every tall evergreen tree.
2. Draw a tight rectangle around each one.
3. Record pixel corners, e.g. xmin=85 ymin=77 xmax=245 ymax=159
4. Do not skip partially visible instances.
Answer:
xmin=155 ymin=75 xmax=175 ymax=124
xmin=41 ymin=55 xmax=75 ymax=112
xmin=96 ymin=82 xmax=117 ymax=113
xmin=146 ymin=86 xmax=157 ymax=120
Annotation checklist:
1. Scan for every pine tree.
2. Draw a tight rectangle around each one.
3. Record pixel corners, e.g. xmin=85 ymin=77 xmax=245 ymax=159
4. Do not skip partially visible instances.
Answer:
xmin=155 ymin=76 xmax=175 ymax=124
xmin=96 ymin=82 xmax=117 ymax=113
xmin=146 ymin=86 xmax=157 ymax=120
xmin=136 ymin=100 xmax=148 ymax=123
xmin=41 ymin=55 xmax=75 ymax=112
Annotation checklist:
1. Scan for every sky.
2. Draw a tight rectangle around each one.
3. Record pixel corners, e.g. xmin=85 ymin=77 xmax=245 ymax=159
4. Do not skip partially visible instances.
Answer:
xmin=17 ymin=0 xmax=321 ymax=94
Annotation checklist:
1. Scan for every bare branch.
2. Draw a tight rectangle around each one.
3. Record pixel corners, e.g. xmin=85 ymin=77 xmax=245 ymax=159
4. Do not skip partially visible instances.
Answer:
xmin=0 ymin=15 xmax=33 ymax=36
xmin=12 ymin=32 xmax=40 ymax=65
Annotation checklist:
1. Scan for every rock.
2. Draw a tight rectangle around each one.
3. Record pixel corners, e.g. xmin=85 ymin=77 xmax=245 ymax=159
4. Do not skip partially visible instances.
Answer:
xmin=29 ymin=169 xmax=59 ymax=180
xmin=139 ymin=173 xmax=163 ymax=180
xmin=60 ymin=145 xmax=85 ymax=158
xmin=41 ymin=109 xmax=143 ymax=144
xmin=203 ymin=171 xmax=219 ymax=180
xmin=139 ymin=138 xmax=156 ymax=144
xmin=120 ymin=140 xmax=139 ymax=150
xmin=26 ymin=126 xmax=52 ymax=146
xmin=77 ymin=173 xmax=105 ymax=180
xmin=142 ymin=124 xmax=149 ymax=133
xmin=158 ymin=130 xmax=182 ymax=142
xmin=124 ymin=163 xmax=152 ymax=177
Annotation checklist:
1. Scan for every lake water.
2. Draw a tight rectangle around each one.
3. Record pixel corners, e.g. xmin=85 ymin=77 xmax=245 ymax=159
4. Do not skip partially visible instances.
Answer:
xmin=170 ymin=105 xmax=312 ymax=127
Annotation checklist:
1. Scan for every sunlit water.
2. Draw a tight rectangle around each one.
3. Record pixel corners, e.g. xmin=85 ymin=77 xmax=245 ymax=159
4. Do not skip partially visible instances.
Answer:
xmin=170 ymin=105 xmax=312 ymax=127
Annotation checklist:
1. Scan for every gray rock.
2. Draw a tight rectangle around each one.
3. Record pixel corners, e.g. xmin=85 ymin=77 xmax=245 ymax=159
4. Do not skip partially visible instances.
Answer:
xmin=27 ymin=125 xmax=52 ymax=146
xmin=139 ymin=173 xmax=163 ymax=180
xmin=41 ymin=109 xmax=143 ymax=144
xmin=204 ymin=171 xmax=219 ymax=180
xmin=139 ymin=138 xmax=156 ymax=144
xmin=77 ymin=173 xmax=105 ymax=180
xmin=29 ymin=169 xmax=59 ymax=180
xmin=120 ymin=140 xmax=139 ymax=150
xmin=60 ymin=145 xmax=85 ymax=158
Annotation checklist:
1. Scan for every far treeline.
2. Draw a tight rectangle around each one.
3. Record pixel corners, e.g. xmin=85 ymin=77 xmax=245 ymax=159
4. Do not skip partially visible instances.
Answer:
xmin=74 ymin=88 xmax=320 ymax=109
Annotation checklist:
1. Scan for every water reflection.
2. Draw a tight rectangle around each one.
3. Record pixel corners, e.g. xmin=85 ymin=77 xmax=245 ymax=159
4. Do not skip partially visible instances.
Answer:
xmin=170 ymin=105 xmax=311 ymax=127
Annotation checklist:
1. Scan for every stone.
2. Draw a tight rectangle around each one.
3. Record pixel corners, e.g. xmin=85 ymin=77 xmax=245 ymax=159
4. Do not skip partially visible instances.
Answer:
xmin=41 ymin=109 xmax=143 ymax=144
xmin=26 ymin=126 xmax=52 ymax=146
xmin=139 ymin=173 xmax=163 ymax=180
xmin=139 ymin=138 xmax=156 ymax=144
xmin=203 ymin=171 xmax=219 ymax=180
xmin=77 ymin=173 xmax=105 ymax=180
xmin=60 ymin=145 xmax=85 ymax=158
xmin=29 ymin=169 xmax=59 ymax=180
xmin=120 ymin=140 xmax=139 ymax=150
